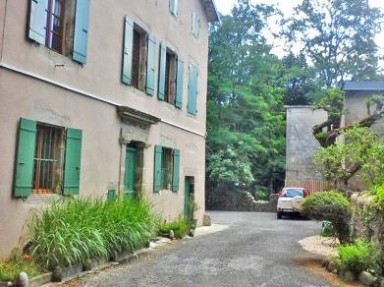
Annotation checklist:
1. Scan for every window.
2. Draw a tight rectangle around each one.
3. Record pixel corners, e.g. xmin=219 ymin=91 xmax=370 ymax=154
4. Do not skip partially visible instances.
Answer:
xmin=153 ymin=145 xmax=180 ymax=192
xmin=169 ymin=0 xmax=179 ymax=16
xmin=158 ymin=43 xmax=184 ymax=108
xmin=162 ymin=148 xmax=173 ymax=189
xmin=33 ymin=123 xmax=65 ymax=194
xmin=28 ymin=0 xmax=90 ymax=64
xmin=14 ymin=118 xmax=82 ymax=198
xmin=122 ymin=17 xmax=156 ymax=96
xmin=191 ymin=12 xmax=199 ymax=37
xmin=187 ymin=63 xmax=198 ymax=115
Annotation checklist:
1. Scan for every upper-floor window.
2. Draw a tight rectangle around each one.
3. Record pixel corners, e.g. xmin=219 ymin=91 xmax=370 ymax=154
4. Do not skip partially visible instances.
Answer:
xmin=191 ymin=12 xmax=200 ymax=38
xmin=158 ymin=43 xmax=184 ymax=108
xmin=187 ymin=63 xmax=198 ymax=115
xmin=122 ymin=17 xmax=156 ymax=96
xmin=169 ymin=0 xmax=179 ymax=16
xmin=13 ymin=118 xmax=82 ymax=198
xmin=28 ymin=0 xmax=90 ymax=64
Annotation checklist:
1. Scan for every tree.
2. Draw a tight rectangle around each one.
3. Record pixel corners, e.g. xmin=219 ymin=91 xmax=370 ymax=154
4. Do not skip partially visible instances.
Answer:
xmin=284 ymin=0 xmax=383 ymax=88
xmin=280 ymin=52 xmax=321 ymax=105
xmin=207 ymin=1 xmax=286 ymax=193
xmin=312 ymin=127 xmax=376 ymax=187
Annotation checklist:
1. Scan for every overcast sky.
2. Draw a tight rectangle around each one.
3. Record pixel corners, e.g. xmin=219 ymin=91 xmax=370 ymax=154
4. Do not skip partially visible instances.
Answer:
xmin=214 ymin=0 xmax=384 ymax=59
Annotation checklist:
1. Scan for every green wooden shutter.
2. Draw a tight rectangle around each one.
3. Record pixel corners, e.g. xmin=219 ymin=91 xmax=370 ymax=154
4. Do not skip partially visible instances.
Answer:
xmin=172 ymin=149 xmax=180 ymax=192
xmin=153 ymin=145 xmax=162 ymax=193
xmin=187 ymin=64 xmax=198 ymax=115
xmin=175 ymin=57 xmax=184 ymax=108
xmin=169 ymin=0 xmax=178 ymax=15
xmin=14 ymin=118 xmax=37 ymax=198
xmin=73 ymin=0 xmax=90 ymax=64
xmin=122 ymin=17 xmax=133 ymax=85
xmin=63 ymin=128 xmax=82 ymax=195
xmin=28 ymin=0 xmax=48 ymax=44
xmin=158 ymin=43 xmax=166 ymax=100
xmin=146 ymin=35 xmax=156 ymax=96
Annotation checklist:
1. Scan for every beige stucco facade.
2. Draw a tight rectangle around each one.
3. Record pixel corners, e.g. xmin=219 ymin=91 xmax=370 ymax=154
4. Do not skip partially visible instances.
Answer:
xmin=0 ymin=0 xmax=217 ymax=259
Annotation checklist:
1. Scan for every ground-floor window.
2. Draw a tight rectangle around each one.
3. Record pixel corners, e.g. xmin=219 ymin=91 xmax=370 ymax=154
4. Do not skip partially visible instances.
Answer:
xmin=33 ymin=123 xmax=65 ymax=194
xmin=14 ymin=118 xmax=82 ymax=198
xmin=153 ymin=145 xmax=180 ymax=193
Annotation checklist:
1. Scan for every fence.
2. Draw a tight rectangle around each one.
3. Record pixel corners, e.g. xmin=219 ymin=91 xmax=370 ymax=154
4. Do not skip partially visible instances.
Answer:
xmin=284 ymin=179 xmax=331 ymax=193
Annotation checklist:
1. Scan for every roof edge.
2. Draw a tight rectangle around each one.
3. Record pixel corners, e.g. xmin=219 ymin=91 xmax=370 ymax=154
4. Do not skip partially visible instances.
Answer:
xmin=201 ymin=0 xmax=220 ymax=22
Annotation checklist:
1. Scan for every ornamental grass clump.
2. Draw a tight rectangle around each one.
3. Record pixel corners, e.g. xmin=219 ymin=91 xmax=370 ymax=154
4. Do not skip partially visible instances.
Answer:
xmin=28 ymin=197 xmax=156 ymax=270
xmin=302 ymin=190 xmax=351 ymax=244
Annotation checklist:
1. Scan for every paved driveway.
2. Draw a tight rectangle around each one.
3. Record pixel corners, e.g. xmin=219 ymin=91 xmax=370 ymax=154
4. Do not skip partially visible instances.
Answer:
xmin=59 ymin=212 xmax=332 ymax=287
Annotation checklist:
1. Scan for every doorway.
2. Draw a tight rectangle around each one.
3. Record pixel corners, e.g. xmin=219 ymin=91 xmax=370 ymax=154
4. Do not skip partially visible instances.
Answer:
xmin=184 ymin=177 xmax=195 ymax=220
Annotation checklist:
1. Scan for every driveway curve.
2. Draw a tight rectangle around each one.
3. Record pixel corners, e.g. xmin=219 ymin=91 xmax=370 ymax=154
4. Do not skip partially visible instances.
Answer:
xmin=57 ymin=212 xmax=332 ymax=287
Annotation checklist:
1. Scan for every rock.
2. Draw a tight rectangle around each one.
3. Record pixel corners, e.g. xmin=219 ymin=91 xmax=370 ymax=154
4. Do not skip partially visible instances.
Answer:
xmin=83 ymin=259 xmax=92 ymax=271
xmin=169 ymin=230 xmax=175 ymax=240
xmin=342 ymin=270 xmax=354 ymax=282
xmin=188 ymin=228 xmax=195 ymax=237
xmin=326 ymin=261 xmax=338 ymax=273
xmin=52 ymin=266 xmax=63 ymax=282
xmin=359 ymin=271 xmax=377 ymax=287
xmin=203 ymin=214 xmax=211 ymax=226
xmin=17 ymin=272 xmax=29 ymax=287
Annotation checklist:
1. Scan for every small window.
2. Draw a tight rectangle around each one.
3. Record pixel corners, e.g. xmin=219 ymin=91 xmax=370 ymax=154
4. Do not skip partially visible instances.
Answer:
xmin=191 ymin=12 xmax=199 ymax=37
xmin=122 ymin=18 xmax=156 ymax=95
xmin=153 ymin=145 xmax=180 ymax=192
xmin=132 ymin=28 xmax=147 ymax=90
xmin=162 ymin=148 xmax=173 ymax=189
xmin=169 ymin=0 xmax=179 ymax=16
xmin=33 ymin=123 xmax=65 ymax=194
xmin=165 ymin=49 xmax=177 ymax=104
xmin=158 ymin=44 xmax=183 ymax=107
xmin=28 ymin=0 xmax=90 ymax=63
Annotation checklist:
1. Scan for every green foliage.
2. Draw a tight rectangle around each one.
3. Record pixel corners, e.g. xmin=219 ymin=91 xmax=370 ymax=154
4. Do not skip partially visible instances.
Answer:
xmin=207 ymin=3 xmax=286 ymax=192
xmin=337 ymin=240 xmax=373 ymax=276
xmin=302 ymin=191 xmax=351 ymax=244
xmin=157 ymin=216 xmax=190 ymax=239
xmin=360 ymin=139 xmax=384 ymax=187
xmin=0 ymin=251 xmax=42 ymax=282
xmin=285 ymin=0 xmax=383 ymax=87
xmin=206 ymin=146 xmax=254 ymax=186
xmin=312 ymin=126 xmax=376 ymax=187
xmin=255 ymin=188 xmax=269 ymax=201
xmin=29 ymin=197 xmax=155 ymax=269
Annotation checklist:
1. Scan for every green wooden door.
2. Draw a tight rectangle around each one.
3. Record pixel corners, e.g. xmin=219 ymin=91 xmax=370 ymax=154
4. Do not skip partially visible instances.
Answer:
xmin=124 ymin=147 xmax=136 ymax=199
xmin=184 ymin=178 xmax=190 ymax=219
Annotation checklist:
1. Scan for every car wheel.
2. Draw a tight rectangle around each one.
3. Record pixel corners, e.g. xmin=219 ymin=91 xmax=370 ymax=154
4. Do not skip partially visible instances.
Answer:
xmin=277 ymin=212 xmax=282 ymax=219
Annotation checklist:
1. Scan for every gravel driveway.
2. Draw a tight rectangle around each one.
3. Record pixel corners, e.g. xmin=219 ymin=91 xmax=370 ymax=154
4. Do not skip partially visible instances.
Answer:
xmin=54 ymin=212 xmax=333 ymax=287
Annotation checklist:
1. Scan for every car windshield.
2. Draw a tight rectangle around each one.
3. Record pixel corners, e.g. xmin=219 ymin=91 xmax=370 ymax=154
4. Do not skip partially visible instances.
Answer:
xmin=283 ymin=188 xmax=303 ymax=198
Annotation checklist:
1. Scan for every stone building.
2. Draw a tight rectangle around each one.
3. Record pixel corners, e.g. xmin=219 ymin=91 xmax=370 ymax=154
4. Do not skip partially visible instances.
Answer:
xmin=285 ymin=106 xmax=328 ymax=191
xmin=0 ymin=0 xmax=218 ymax=259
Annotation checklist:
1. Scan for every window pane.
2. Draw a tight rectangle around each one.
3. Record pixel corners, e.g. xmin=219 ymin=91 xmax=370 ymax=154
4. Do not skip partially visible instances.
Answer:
xmin=33 ymin=124 xmax=64 ymax=194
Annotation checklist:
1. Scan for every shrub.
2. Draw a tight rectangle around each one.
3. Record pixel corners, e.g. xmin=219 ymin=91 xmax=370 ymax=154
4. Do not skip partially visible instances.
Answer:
xmin=29 ymin=197 xmax=156 ymax=269
xmin=302 ymin=190 xmax=351 ymax=243
xmin=157 ymin=216 xmax=190 ymax=239
xmin=255 ymin=188 xmax=269 ymax=201
xmin=337 ymin=240 xmax=372 ymax=276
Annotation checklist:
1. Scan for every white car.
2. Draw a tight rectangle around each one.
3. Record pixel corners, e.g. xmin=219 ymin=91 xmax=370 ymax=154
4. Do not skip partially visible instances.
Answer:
xmin=276 ymin=187 xmax=309 ymax=219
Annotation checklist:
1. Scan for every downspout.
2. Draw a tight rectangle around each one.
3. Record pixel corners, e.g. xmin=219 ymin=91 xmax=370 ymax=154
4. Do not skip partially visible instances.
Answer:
xmin=0 ymin=0 xmax=8 ymax=62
